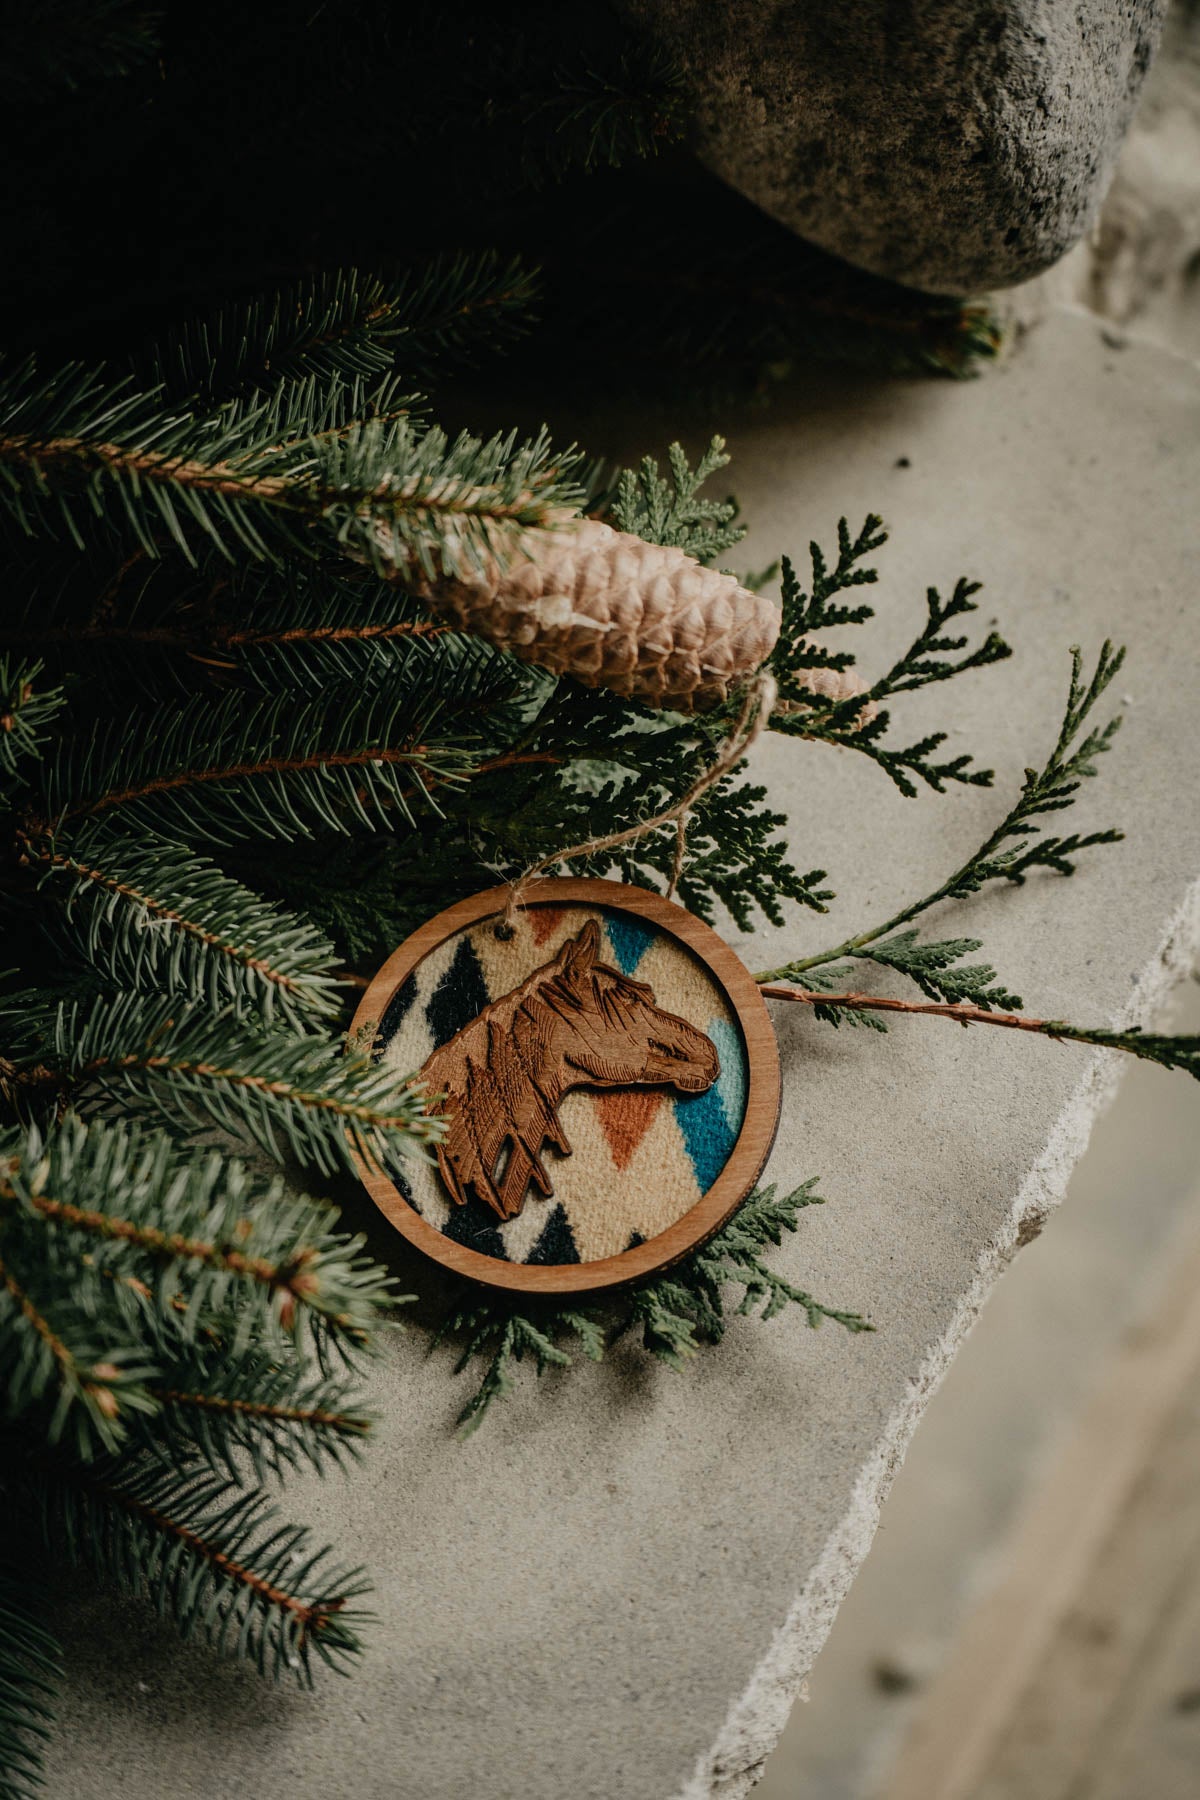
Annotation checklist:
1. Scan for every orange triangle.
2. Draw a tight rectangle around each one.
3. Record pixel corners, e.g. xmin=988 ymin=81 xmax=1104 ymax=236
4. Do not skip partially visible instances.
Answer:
xmin=594 ymin=1089 xmax=664 ymax=1171
xmin=529 ymin=906 xmax=567 ymax=948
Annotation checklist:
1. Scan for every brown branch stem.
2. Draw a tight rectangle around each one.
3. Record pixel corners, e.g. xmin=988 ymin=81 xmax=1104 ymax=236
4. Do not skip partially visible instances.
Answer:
xmin=3 ymin=1177 xmax=319 ymax=1297
xmin=760 ymin=985 xmax=1055 ymax=1035
xmin=64 ymin=1465 xmax=344 ymax=1632
xmin=0 ymin=1248 xmax=76 ymax=1377
xmin=154 ymin=1389 xmax=369 ymax=1433
xmin=23 ymin=842 xmax=317 ymax=1000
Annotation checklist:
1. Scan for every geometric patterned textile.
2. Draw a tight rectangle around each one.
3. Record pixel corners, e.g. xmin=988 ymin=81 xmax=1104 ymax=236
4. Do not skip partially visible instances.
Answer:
xmin=373 ymin=903 xmax=748 ymax=1264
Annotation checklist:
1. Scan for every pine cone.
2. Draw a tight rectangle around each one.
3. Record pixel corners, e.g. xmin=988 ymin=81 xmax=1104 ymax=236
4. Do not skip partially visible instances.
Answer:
xmin=396 ymin=517 xmax=781 ymax=712
xmin=774 ymin=664 xmax=877 ymax=720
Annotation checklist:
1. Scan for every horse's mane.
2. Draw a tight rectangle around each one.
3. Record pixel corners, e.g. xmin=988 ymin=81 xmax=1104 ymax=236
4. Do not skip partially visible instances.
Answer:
xmin=422 ymin=922 xmax=619 ymax=1216
xmin=421 ymin=919 xmax=711 ymax=1220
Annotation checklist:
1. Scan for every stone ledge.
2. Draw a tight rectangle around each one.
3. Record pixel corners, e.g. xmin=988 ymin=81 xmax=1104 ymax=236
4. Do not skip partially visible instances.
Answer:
xmin=42 ymin=309 xmax=1200 ymax=1800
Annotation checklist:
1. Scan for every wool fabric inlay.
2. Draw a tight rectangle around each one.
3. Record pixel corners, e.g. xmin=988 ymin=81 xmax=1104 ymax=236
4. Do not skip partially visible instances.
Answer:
xmin=373 ymin=903 xmax=749 ymax=1265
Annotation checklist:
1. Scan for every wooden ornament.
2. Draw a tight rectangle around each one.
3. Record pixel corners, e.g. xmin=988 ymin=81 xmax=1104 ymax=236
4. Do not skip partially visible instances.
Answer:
xmin=349 ymin=878 xmax=781 ymax=1296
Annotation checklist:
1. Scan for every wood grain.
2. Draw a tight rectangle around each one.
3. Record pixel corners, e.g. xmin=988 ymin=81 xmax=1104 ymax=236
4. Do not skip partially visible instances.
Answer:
xmin=348 ymin=877 xmax=781 ymax=1295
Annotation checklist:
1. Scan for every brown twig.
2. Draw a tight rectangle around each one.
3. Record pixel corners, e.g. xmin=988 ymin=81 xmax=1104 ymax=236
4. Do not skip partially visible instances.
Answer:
xmin=153 ymin=1389 xmax=369 ymax=1434
xmin=499 ymin=671 xmax=776 ymax=928
xmin=0 ymin=1249 xmax=76 ymax=1377
xmin=759 ymin=985 xmax=1057 ymax=1035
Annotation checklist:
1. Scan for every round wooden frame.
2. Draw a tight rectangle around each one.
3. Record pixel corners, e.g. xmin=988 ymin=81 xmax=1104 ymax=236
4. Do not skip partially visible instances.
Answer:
xmin=349 ymin=877 xmax=781 ymax=1295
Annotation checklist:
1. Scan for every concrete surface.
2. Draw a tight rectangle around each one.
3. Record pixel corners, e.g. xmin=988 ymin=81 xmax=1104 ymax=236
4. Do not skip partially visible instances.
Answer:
xmin=756 ymin=977 xmax=1200 ymax=1800
xmin=40 ymin=308 xmax=1200 ymax=1799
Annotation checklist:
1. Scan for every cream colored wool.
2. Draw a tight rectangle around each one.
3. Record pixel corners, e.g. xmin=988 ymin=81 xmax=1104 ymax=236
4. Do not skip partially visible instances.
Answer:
xmin=399 ymin=516 xmax=781 ymax=712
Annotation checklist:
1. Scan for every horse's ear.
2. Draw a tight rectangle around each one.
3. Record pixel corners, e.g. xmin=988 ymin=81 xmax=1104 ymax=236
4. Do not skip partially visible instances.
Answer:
xmin=558 ymin=919 xmax=601 ymax=973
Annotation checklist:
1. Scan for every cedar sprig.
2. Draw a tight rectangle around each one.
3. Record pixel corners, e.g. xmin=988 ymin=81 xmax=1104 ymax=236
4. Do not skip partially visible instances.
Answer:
xmin=435 ymin=1181 xmax=867 ymax=1431
xmin=434 ymin=1303 xmax=605 ymax=1437
xmin=769 ymin=518 xmax=1012 ymax=795
xmin=590 ymin=771 xmax=834 ymax=930
xmin=608 ymin=437 xmax=746 ymax=565
xmin=758 ymin=643 xmax=1126 ymax=1003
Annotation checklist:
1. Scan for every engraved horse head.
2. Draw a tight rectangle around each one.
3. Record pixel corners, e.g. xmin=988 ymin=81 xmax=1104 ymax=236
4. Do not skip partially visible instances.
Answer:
xmin=419 ymin=919 xmax=720 ymax=1221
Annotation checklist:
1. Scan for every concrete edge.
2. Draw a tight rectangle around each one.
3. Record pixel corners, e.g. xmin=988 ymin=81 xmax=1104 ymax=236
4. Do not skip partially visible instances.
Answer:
xmin=669 ymin=872 xmax=1200 ymax=1800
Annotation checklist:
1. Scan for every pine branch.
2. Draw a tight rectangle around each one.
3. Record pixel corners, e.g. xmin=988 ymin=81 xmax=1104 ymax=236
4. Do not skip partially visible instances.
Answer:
xmin=138 ymin=256 xmax=539 ymax=403
xmin=0 ymin=1567 xmax=62 ymax=1800
xmin=3 ymin=991 xmax=437 ymax=1178
xmin=32 ymin=676 xmax=504 ymax=847
xmin=0 ymin=659 xmax=63 ymax=786
xmin=142 ymin=1352 xmax=372 ymax=1481
xmin=29 ymin=1453 xmax=369 ymax=1679
xmin=494 ymin=42 xmax=688 ymax=181
xmin=0 ymin=356 xmax=585 ymax=577
xmin=0 ymin=547 xmax=472 ymax=701
xmin=0 ymin=1116 xmax=396 ymax=1455
xmin=25 ymin=824 xmax=344 ymax=1027
xmin=0 ymin=1242 xmax=139 ymax=1457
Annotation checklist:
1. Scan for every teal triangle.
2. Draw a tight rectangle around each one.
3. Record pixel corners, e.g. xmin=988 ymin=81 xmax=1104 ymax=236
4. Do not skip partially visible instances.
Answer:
xmin=604 ymin=913 xmax=655 ymax=975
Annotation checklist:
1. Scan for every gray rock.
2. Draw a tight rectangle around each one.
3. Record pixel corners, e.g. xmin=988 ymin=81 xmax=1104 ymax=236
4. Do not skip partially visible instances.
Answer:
xmin=617 ymin=0 xmax=1168 ymax=294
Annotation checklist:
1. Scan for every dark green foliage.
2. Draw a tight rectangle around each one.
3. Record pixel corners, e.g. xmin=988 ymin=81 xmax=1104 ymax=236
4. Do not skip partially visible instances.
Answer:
xmin=0 ymin=1112 xmax=396 ymax=1724
xmin=139 ymin=255 xmax=540 ymax=403
xmin=31 ymin=1453 xmax=370 ymax=1680
xmin=0 ymin=1 xmax=161 ymax=106
xmin=0 ymin=1568 xmax=61 ymax=1800
xmin=1046 ymin=1024 xmax=1200 ymax=1077
xmin=759 ymin=644 xmax=1128 ymax=1009
xmin=495 ymin=42 xmax=689 ymax=182
xmin=436 ymin=1182 xmax=872 ymax=1432
xmin=770 ymin=517 xmax=1012 ymax=795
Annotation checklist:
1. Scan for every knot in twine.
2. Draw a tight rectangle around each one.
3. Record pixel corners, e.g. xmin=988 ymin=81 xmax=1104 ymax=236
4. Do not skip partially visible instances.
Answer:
xmin=495 ymin=671 xmax=777 ymax=937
